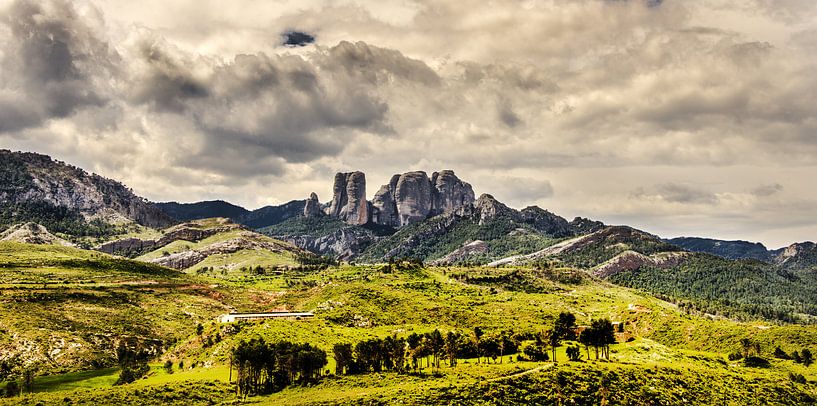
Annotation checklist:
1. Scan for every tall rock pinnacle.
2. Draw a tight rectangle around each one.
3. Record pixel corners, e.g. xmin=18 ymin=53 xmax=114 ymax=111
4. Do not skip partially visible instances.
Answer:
xmin=303 ymin=192 xmax=323 ymax=218
xmin=328 ymin=172 xmax=369 ymax=225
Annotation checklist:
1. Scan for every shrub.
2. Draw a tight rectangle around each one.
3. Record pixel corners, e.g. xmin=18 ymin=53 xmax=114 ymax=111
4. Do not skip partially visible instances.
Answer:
xmin=743 ymin=356 xmax=770 ymax=368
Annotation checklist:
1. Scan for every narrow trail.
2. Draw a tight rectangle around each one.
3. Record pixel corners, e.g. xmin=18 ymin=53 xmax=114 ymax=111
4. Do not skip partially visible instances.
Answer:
xmin=488 ymin=363 xmax=553 ymax=382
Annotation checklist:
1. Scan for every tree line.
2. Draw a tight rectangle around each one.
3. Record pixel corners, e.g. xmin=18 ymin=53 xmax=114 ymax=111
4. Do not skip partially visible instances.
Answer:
xmin=232 ymin=338 xmax=327 ymax=397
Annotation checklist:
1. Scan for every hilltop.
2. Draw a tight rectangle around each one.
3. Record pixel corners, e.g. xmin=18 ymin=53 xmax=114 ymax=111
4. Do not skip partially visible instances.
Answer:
xmin=0 ymin=150 xmax=173 ymax=242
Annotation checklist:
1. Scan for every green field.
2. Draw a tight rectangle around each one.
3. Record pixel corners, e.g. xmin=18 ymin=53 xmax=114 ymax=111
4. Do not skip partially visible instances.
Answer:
xmin=0 ymin=243 xmax=815 ymax=404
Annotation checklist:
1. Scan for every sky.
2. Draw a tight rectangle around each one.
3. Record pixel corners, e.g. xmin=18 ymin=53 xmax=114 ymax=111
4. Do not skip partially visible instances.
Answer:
xmin=1 ymin=0 xmax=817 ymax=248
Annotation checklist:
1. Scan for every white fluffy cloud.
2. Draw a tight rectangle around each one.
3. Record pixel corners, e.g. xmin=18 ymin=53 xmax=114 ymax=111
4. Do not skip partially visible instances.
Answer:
xmin=1 ymin=0 xmax=817 ymax=247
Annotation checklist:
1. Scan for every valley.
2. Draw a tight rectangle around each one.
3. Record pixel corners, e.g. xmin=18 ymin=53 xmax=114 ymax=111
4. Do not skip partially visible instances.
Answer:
xmin=0 ymin=150 xmax=816 ymax=405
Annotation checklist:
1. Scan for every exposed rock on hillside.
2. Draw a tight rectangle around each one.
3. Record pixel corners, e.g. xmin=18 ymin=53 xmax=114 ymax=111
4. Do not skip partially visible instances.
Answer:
xmin=371 ymin=170 xmax=474 ymax=227
xmin=519 ymin=206 xmax=574 ymax=237
xmin=469 ymin=194 xmax=515 ymax=225
xmin=431 ymin=170 xmax=476 ymax=215
xmin=282 ymin=227 xmax=379 ymax=260
xmin=488 ymin=226 xmax=676 ymax=267
xmin=304 ymin=192 xmax=323 ymax=218
xmin=593 ymin=250 xmax=689 ymax=278
xmin=328 ymin=172 xmax=369 ymax=225
xmin=150 ymin=231 xmax=296 ymax=270
xmin=0 ymin=222 xmax=74 ymax=246
xmin=775 ymin=242 xmax=817 ymax=271
xmin=432 ymin=240 xmax=489 ymax=265
xmin=0 ymin=150 xmax=173 ymax=230
xmin=96 ymin=219 xmax=238 ymax=257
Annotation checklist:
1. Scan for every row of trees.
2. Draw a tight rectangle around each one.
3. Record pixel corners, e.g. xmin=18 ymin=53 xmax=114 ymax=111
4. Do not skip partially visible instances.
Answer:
xmin=232 ymin=338 xmax=327 ymax=397
xmin=331 ymin=314 xmax=621 ymax=377
xmin=333 ymin=329 xmax=522 ymax=375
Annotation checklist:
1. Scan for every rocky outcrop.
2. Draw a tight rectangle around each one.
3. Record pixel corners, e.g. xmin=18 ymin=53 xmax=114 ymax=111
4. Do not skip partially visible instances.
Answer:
xmin=371 ymin=170 xmax=475 ymax=227
xmin=150 ymin=232 xmax=293 ymax=270
xmin=470 ymin=194 xmax=515 ymax=225
xmin=431 ymin=170 xmax=475 ymax=215
xmin=371 ymin=175 xmax=400 ymax=227
xmin=303 ymin=193 xmax=323 ymax=218
xmin=593 ymin=250 xmax=689 ymax=278
xmin=520 ymin=206 xmax=573 ymax=237
xmin=432 ymin=240 xmax=489 ymax=265
xmin=774 ymin=242 xmax=817 ymax=271
xmin=95 ymin=220 xmax=238 ymax=257
xmin=328 ymin=172 xmax=369 ymax=225
xmin=0 ymin=222 xmax=74 ymax=246
xmin=394 ymin=171 xmax=435 ymax=226
xmin=282 ymin=227 xmax=379 ymax=260
xmin=0 ymin=150 xmax=174 ymax=229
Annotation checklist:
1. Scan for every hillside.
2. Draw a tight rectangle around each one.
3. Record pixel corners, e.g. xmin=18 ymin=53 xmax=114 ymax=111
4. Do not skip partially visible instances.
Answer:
xmin=667 ymin=237 xmax=774 ymax=262
xmin=0 ymin=150 xmax=173 ymax=240
xmin=5 ymin=259 xmax=815 ymax=404
xmin=156 ymin=201 xmax=250 ymax=222
xmin=268 ymin=193 xmax=604 ymax=264
xmin=97 ymin=218 xmax=306 ymax=275
xmin=0 ymin=242 xmax=226 ymax=375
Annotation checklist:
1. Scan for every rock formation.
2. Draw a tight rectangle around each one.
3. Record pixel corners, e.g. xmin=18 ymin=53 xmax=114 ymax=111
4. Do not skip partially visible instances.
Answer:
xmin=394 ymin=171 xmax=435 ymax=226
xmin=0 ymin=222 xmax=74 ymax=246
xmin=328 ymin=172 xmax=369 ymax=225
xmin=371 ymin=170 xmax=475 ymax=227
xmin=303 ymin=192 xmax=323 ymax=218
xmin=431 ymin=170 xmax=475 ymax=215
xmin=370 ymin=175 xmax=400 ymax=226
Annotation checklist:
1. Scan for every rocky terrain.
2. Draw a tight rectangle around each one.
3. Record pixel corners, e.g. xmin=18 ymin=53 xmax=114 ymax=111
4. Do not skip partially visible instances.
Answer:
xmin=0 ymin=222 xmax=74 ymax=246
xmin=0 ymin=150 xmax=173 ymax=231
xmin=95 ymin=219 xmax=238 ymax=257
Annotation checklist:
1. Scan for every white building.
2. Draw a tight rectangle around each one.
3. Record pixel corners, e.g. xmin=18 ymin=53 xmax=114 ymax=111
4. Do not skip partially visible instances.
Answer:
xmin=218 ymin=312 xmax=314 ymax=323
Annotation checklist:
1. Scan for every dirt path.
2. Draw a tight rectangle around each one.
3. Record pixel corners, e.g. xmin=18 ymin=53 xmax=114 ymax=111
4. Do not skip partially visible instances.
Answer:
xmin=488 ymin=363 xmax=553 ymax=382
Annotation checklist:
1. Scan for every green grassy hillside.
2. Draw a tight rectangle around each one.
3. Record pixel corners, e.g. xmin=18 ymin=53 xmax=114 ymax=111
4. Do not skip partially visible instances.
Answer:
xmin=2 ymin=243 xmax=816 ymax=405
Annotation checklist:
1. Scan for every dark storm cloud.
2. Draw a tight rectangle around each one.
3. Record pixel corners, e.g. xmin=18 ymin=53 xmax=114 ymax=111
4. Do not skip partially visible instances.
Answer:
xmin=282 ymin=31 xmax=315 ymax=47
xmin=497 ymin=100 xmax=522 ymax=128
xmin=126 ymin=41 xmax=441 ymax=175
xmin=128 ymin=38 xmax=209 ymax=112
xmin=0 ymin=0 xmax=117 ymax=131
xmin=325 ymin=41 xmax=441 ymax=86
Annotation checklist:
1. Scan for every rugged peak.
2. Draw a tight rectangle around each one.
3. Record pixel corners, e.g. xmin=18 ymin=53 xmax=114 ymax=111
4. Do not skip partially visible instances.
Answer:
xmin=519 ymin=205 xmax=573 ymax=237
xmin=473 ymin=194 xmax=513 ymax=225
xmin=371 ymin=170 xmax=475 ymax=227
xmin=303 ymin=192 xmax=323 ymax=218
xmin=328 ymin=172 xmax=369 ymax=225
xmin=431 ymin=170 xmax=475 ymax=215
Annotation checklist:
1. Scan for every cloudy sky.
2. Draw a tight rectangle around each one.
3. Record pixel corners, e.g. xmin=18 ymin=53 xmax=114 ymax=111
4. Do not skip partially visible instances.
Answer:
xmin=1 ymin=0 xmax=817 ymax=247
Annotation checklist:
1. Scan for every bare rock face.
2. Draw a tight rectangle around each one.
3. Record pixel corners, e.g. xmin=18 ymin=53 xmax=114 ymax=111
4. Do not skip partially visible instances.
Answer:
xmin=372 ymin=170 xmax=475 ymax=227
xmin=431 ymin=170 xmax=475 ymax=215
xmin=371 ymin=174 xmax=400 ymax=227
xmin=303 ymin=192 xmax=323 ymax=218
xmin=328 ymin=172 xmax=369 ymax=225
xmin=0 ymin=222 xmax=74 ymax=246
xmin=472 ymin=194 xmax=514 ymax=225
xmin=394 ymin=171 xmax=434 ymax=226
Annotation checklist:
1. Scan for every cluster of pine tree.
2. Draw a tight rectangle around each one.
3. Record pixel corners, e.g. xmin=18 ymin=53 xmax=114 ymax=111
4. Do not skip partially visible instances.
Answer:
xmin=232 ymin=338 xmax=327 ymax=397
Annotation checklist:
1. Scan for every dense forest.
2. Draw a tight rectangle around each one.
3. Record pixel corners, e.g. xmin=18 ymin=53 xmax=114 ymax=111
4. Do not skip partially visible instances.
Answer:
xmin=608 ymin=254 xmax=817 ymax=323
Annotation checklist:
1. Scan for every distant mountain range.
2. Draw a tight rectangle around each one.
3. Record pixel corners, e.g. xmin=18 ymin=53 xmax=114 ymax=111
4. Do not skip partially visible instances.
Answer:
xmin=2 ymin=149 xmax=817 ymax=323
